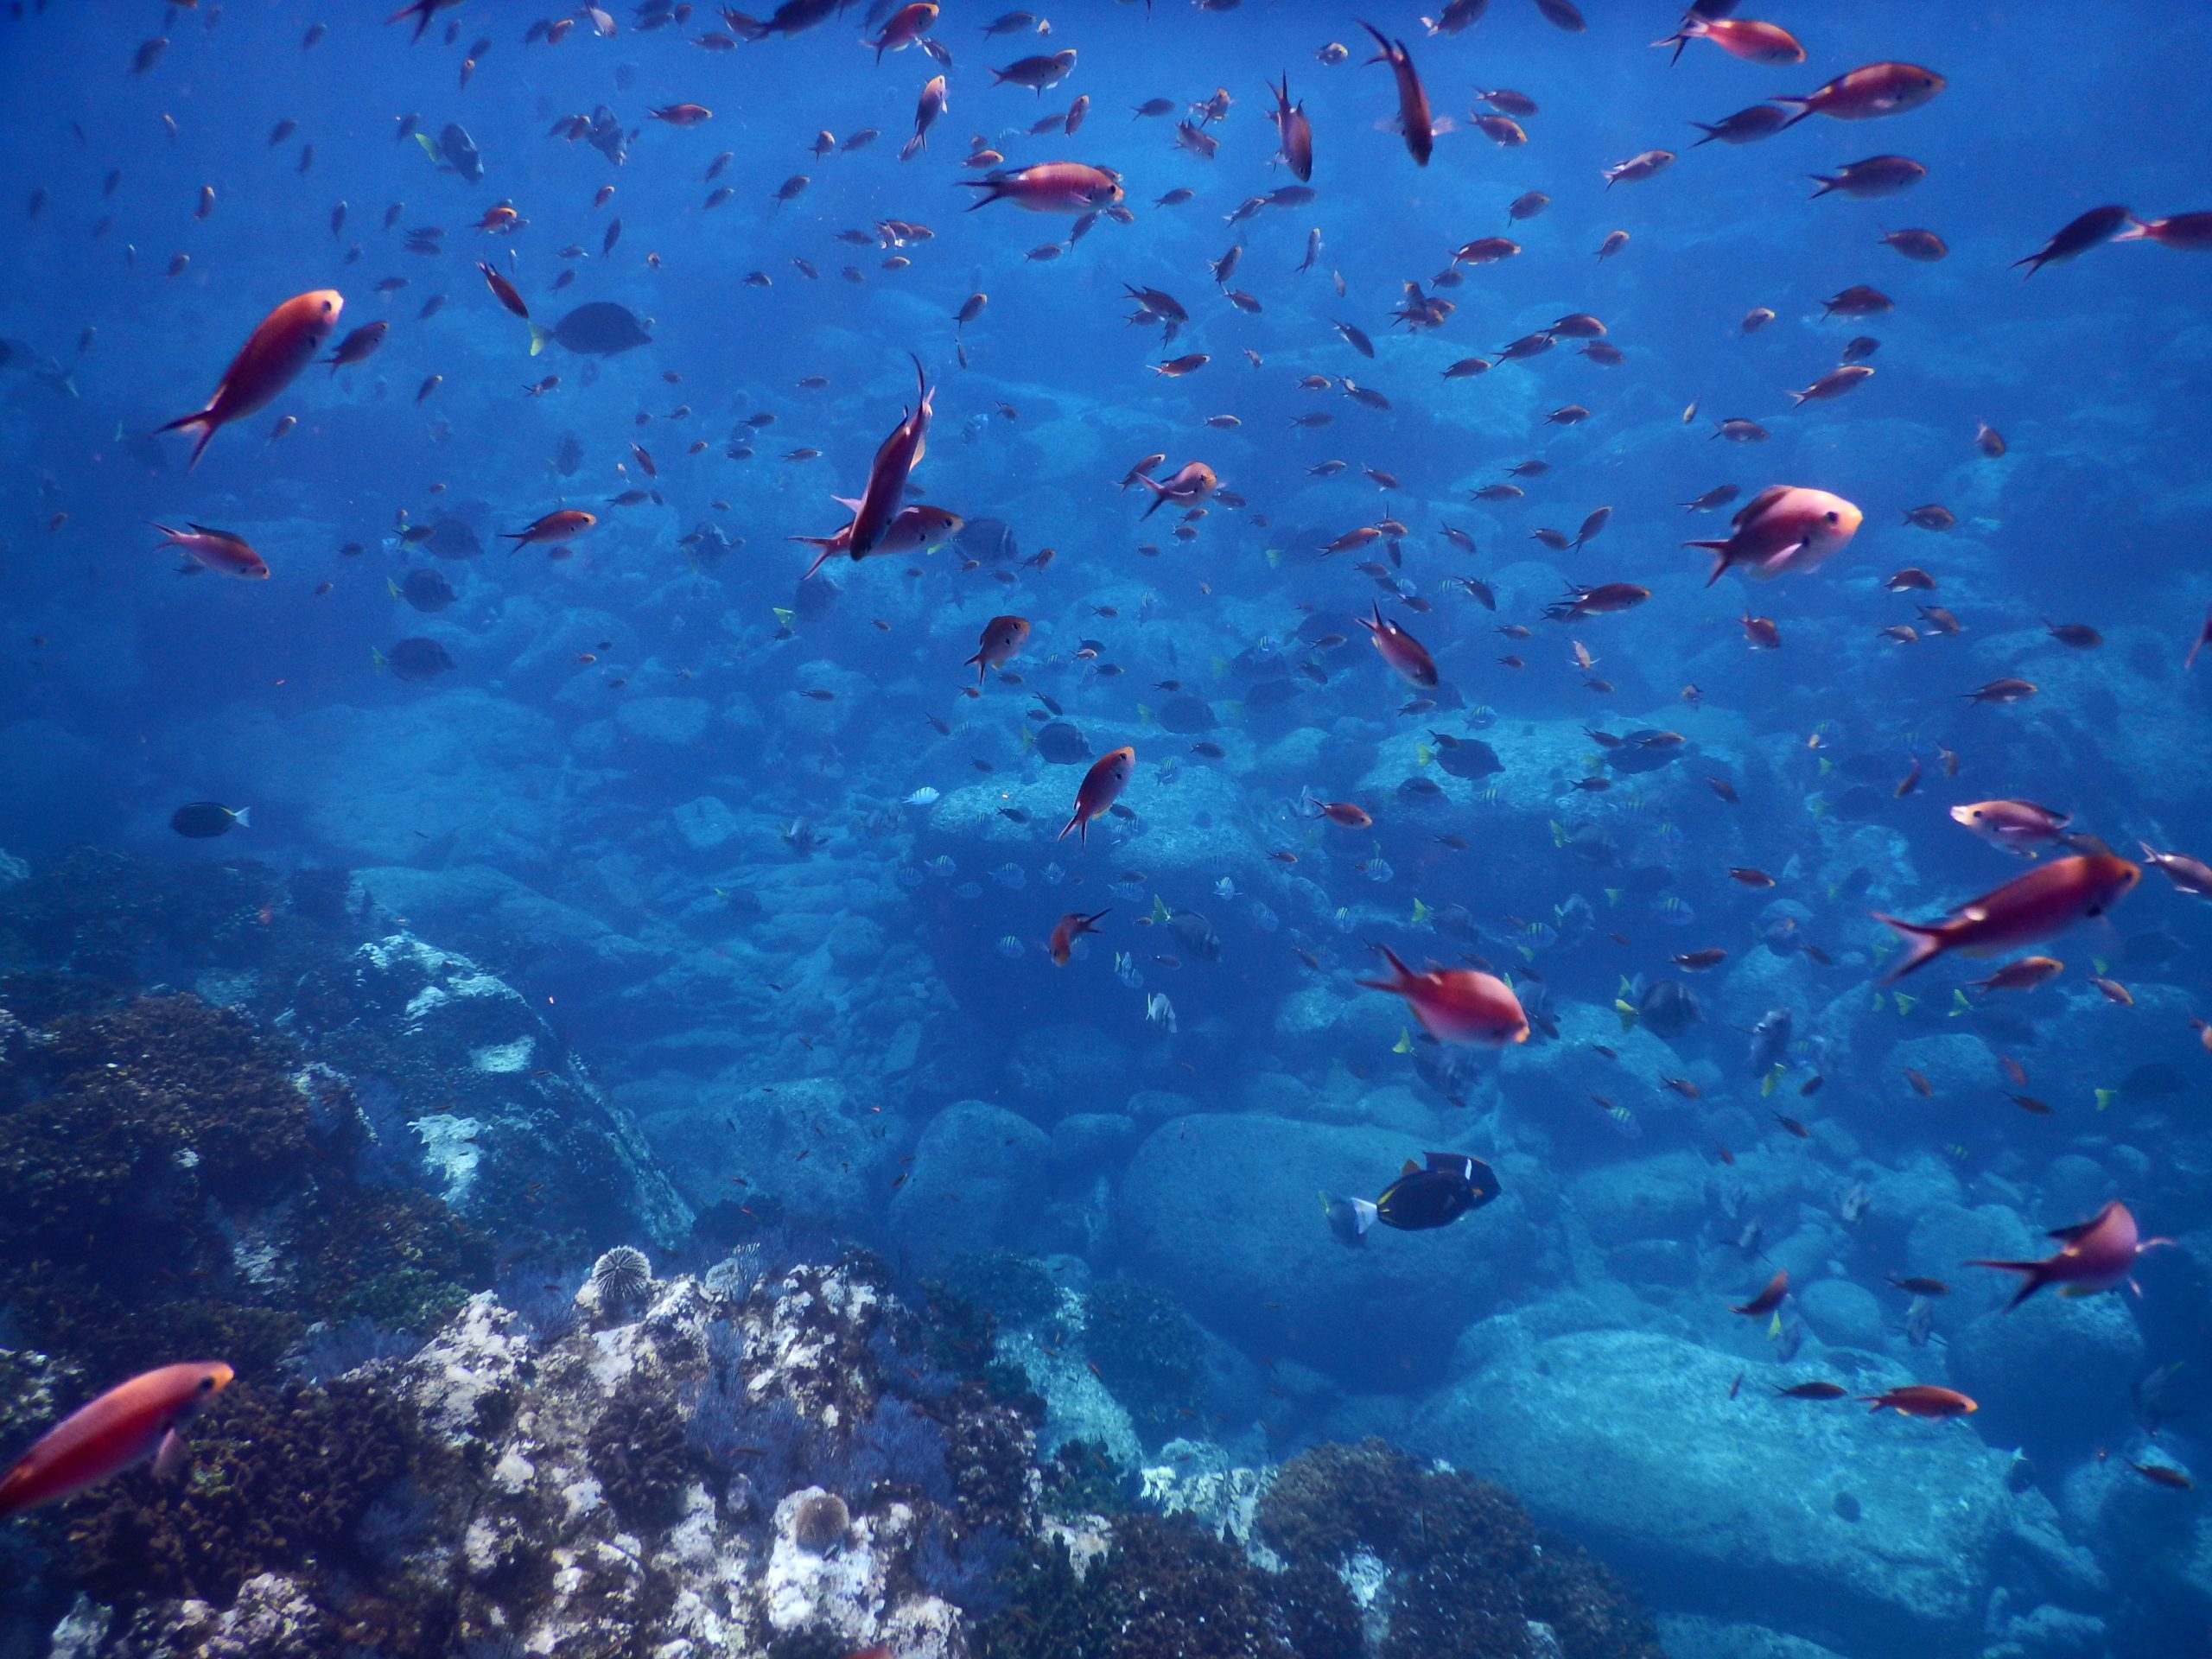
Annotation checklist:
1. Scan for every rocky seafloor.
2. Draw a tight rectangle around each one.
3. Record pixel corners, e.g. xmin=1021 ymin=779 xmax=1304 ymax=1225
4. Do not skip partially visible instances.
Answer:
xmin=0 ymin=835 xmax=2204 ymax=1659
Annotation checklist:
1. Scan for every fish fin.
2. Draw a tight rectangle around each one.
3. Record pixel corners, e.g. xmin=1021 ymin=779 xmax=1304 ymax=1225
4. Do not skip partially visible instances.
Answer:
xmin=528 ymin=324 xmax=550 ymax=356
xmin=1870 ymin=912 xmax=1945 ymax=982
xmin=230 ymin=807 xmax=251 ymax=828
xmin=153 ymin=1429 xmax=189 ymax=1480
xmin=1684 ymin=538 xmax=1731 ymax=585
xmin=1966 ymin=1259 xmax=2049 ymax=1312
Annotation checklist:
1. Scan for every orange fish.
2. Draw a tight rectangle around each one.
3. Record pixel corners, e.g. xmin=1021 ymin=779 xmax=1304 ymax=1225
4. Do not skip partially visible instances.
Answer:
xmin=1306 ymin=798 xmax=1372 ymax=829
xmin=1133 ymin=461 xmax=1218 ymax=519
xmin=964 ymin=614 xmax=1031 ymax=685
xmin=153 ymin=522 xmax=269 ymax=579
xmin=1048 ymin=908 xmax=1109 ymax=966
xmin=1967 ymin=956 xmax=2064 ymax=995
xmin=1058 ymin=747 xmax=1135 ymax=845
xmin=1872 ymin=854 xmax=2139 ymax=982
xmin=157 ymin=289 xmax=343 ymax=467
xmin=1356 ymin=944 xmax=1529 ymax=1046
xmin=0 ymin=1362 xmax=233 ymax=1519
xmin=504 ymin=509 xmax=596 ymax=545
xmin=1859 ymin=1385 xmax=1975 ymax=1420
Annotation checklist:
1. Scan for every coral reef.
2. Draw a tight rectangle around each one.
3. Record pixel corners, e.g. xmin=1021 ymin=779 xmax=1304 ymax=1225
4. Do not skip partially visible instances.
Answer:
xmin=60 ymin=1376 xmax=423 ymax=1607
xmin=980 ymin=1441 xmax=1661 ymax=1659
xmin=1083 ymin=1279 xmax=1206 ymax=1444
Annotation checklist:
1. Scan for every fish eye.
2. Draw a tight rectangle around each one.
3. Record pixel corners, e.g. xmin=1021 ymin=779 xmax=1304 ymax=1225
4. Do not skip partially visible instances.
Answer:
xmin=196 ymin=1375 xmax=217 ymax=1392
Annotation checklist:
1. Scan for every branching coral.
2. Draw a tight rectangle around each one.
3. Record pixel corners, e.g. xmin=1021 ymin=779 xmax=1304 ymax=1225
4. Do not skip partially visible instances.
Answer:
xmin=980 ymin=1515 xmax=1293 ymax=1659
xmin=62 ymin=1376 xmax=422 ymax=1607
xmin=1256 ymin=1443 xmax=1661 ymax=1659
xmin=587 ymin=1378 xmax=694 ymax=1530
xmin=1255 ymin=1438 xmax=1418 ymax=1565
xmin=1084 ymin=1278 xmax=1206 ymax=1441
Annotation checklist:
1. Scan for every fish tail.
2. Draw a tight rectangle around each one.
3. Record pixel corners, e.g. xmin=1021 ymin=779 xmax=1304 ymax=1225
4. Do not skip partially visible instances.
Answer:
xmin=2109 ymin=218 xmax=2152 ymax=244
xmin=1685 ymin=539 xmax=1731 ymax=586
xmin=899 ymin=130 xmax=925 ymax=161
xmin=154 ymin=408 xmax=217 ymax=467
xmin=1771 ymin=99 xmax=1814 ymax=130
xmin=1965 ymin=1258 xmax=2050 ymax=1311
xmin=231 ymin=806 xmax=251 ymax=828
xmin=1807 ymin=174 xmax=1838 ymax=198
xmin=959 ymin=180 xmax=1006 ymax=210
xmin=1870 ymin=912 xmax=1945 ymax=982
xmin=528 ymin=323 xmax=550 ymax=356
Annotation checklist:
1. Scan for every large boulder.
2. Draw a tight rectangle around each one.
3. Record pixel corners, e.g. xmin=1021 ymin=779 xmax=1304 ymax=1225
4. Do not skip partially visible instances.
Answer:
xmin=1412 ymin=1327 xmax=2026 ymax=1654
xmin=887 ymin=1102 xmax=1052 ymax=1267
xmin=1948 ymin=1289 xmax=2145 ymax=1457
xmin=1116 ymin=1114 xmax=1526 ymax=1382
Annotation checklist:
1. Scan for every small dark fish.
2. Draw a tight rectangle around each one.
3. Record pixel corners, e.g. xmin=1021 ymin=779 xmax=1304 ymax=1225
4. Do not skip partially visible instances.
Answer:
xmin=170 ymin=801 xmax=248 ymax=838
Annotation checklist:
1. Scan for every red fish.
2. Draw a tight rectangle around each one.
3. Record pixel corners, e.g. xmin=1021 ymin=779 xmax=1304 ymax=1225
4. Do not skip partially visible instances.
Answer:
xmin=387 ymin=0 xmax=463 ymax=43
xmin=1359 ymin=22 xmax=1434 ymax=166
xmin=1059 ymin=747 xmax=1135 ymax=844
xmin=1269 ymin=74 xmax=1313 ymax=182
xmin=964 ymin=614 xmax=1031 ymax=685
xmin=0 ymin=1362 xmax=233 ymax=1519
xmin=1859 ymin=1385 xmax=1975 ymax=1420
xmin=848 ymin=355 xmax=933 ymax=559
xmin=1731 ymin=1268 xmax=1789 ymax=1317
xmin=1048 ymin=908 xmax=1109 ymax=966
xmin=1356 ymin=944 xmax=1529 ymax=1046
xmin=2187 ymin=602 xmax=2212 ymax=671
xmin=900 ymin=75 xmax=948 ymax=161
xmin=152 ymin=523 xmax=269 ymax=579
xmin=505 ymin=509 xmax=596 ymax=545
xmin=1773 ymin=62 xmax=1946 ymax=129
xmin=1357 ymin=601 xmax=1438 ymax=688
xmin=1872 ymin=854 xmax=2140 ymax=982
xmin=2113 ymin=212 xmax=2212 ymax=252
xmin=156 ymin=289 xmax=343 ymax=467
xmin=1969 ymin=1200 xmax=2170 ymax=1310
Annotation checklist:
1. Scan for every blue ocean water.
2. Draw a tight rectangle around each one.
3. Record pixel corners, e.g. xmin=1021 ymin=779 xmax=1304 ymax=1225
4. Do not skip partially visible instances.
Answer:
xmin=2 ymin=2 xmax=2210 ymax=1656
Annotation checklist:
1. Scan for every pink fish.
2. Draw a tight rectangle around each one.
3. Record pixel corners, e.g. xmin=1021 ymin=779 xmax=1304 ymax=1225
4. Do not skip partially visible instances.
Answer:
xmin=1969 ymin=1201 xmax=2170 ymax=1310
